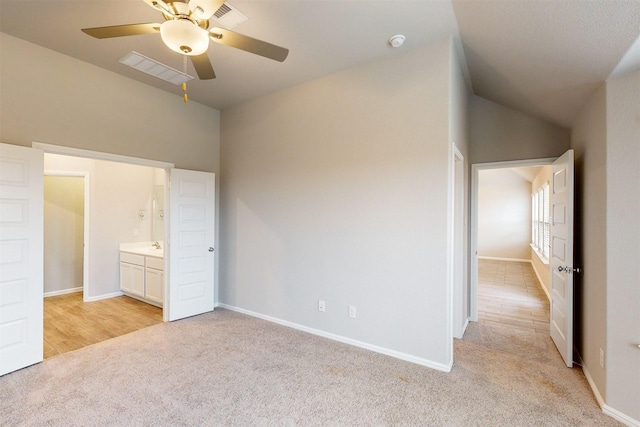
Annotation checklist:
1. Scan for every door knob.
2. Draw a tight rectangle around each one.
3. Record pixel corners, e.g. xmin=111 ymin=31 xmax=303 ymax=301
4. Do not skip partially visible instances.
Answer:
xmin=558 ymin=266 xmax=581 ymax=274
xmin=208 ymin=247 xmax=214 ymax=252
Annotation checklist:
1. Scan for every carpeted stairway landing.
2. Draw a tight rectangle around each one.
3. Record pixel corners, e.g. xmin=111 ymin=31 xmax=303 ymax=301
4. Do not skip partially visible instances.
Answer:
xmin=0 ymin=309 xmax=619 ymax=426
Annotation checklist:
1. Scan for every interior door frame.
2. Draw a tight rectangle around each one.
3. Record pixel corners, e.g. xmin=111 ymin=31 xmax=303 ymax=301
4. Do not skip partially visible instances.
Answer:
xmin=33 ymin=142 xmax=174 ymax=309
xmin=451 ymin=145 xmax=467 ymax=339
xmin=44 ymin=171 xmax=90 ymax=300
xmin=469 ymin=157 xmax=556 ymax=321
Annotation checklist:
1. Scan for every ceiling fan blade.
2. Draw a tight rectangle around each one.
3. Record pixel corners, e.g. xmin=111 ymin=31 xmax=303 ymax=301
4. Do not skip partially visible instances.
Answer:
xmin=82 ymin=23 xmax=161 ymax=39
xmin=191 ymin=53 xmax=216 ymax=80
xmin=141 ymin=0 xmax=174 ymax=16
xmin=209 ymin=27 xmax=289 ymax=62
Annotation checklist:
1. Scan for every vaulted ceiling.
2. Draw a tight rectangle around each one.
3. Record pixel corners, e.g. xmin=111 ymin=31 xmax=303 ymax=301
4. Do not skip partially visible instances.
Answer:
xmin=1 ymin=0 xmax=639 ymax=128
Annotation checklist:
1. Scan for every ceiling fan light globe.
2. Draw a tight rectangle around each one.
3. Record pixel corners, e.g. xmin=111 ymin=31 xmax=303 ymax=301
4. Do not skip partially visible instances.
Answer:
xmin=160 ymin=19 xmax=209 ymax=56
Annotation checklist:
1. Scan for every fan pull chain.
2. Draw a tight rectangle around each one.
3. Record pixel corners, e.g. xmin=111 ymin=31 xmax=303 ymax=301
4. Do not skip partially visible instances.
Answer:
xmin=182 ymin=55 xmax=188 ymax=103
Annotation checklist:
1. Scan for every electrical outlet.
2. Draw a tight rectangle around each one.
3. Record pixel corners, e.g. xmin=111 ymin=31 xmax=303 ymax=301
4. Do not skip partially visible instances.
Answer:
xmin=348 ymin=305 xmax=357 ymax=318
xmin=600 ymin=348 xmax=605 ymax=368
xmin=133 ymin=228 xmax=139 ymax=237
xmin=318 ymin=300 xmax=325 ymax=312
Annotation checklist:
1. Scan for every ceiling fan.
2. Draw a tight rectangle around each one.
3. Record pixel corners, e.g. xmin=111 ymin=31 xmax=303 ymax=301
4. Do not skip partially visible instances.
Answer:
xmin=81 ymin=0 xmax=289 ymax=80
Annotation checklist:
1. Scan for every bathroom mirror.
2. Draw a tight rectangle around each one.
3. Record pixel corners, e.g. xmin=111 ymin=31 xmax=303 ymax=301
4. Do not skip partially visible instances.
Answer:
xmin=152 ymin=184 xmax=164 ymax=242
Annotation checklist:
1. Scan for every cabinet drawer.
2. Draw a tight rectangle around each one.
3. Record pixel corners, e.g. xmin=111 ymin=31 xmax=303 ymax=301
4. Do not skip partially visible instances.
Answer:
xmin=146 ymin=256 xmax=164 ymax=271
xmin=120 ymin=252 xmax=145 ymax=266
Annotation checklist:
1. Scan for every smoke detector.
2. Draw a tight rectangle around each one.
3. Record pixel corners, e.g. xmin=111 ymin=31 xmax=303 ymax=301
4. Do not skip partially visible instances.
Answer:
xmin=389 ymin=35 xmax=405 ymax=48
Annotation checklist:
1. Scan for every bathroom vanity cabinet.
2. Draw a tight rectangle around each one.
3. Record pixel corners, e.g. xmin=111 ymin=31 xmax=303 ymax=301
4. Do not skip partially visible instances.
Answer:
xmin=144 ymin=256 xmax=164 ymax=305
xmin=119 ymin=250 xmax=164 ymax=308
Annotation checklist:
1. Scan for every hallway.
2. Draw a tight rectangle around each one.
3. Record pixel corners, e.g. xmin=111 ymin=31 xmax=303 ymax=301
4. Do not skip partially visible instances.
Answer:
xmin=477 ymin=259 xmax=550 ymax=334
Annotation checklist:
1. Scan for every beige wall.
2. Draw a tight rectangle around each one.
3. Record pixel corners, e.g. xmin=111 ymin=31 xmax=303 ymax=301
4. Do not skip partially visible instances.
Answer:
xmin=44 ymin=176 xmax=84 ymax=294
xmin=571 ymin=84 xmax=608 ymax=402
xmin=220 ymin=40 xmax=455 ymax=368
xmin=571 ymin=71 xmax=640 ymax=423
xmin=0 ymin=33 xmax=220 ymax=173
xmin=604 ymin=70 xmax=640 ymax=421
xmin=477 ymin=168 xmax=531 ymax=260
xmin=469 ymin=95 xmax=570 ymax=164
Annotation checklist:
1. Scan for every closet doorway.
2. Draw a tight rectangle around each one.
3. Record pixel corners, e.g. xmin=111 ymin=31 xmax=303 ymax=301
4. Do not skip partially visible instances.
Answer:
xmin=44 ymin=173 xmax=88 ymax=298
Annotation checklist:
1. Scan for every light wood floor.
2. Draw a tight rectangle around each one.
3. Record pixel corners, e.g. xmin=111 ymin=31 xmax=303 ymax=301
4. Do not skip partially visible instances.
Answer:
xmin=477 ymin=259 xmax=550 ymax=334
xmin=44 ymin=292 xmax=163 ymax=359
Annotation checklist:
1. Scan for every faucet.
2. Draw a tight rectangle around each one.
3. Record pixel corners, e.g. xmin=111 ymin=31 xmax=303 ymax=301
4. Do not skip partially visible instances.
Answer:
xmin=152 ymin=241 xmax=161 ymax=250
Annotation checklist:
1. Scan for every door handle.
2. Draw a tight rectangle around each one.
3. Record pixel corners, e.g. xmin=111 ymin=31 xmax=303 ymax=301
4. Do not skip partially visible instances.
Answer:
xmin=208 ymin=247 xmax=214 ymax=252
xmin=558 ymin=266 xmax=581 ymax=274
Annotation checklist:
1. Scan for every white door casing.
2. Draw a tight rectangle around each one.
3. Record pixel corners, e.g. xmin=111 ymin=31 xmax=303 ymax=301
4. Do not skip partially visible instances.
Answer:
xmin=0 ymin=143 xmax=44 ymax=376
xmin=469 ymin=158 xmax=556 ymax=322
xmin=167 ymin=169 xmax=215 ymax=321
xmin=452 ymin=146 xmax=467 ymax=339
xmin=550 ymin=149 xmax=575 ymax=367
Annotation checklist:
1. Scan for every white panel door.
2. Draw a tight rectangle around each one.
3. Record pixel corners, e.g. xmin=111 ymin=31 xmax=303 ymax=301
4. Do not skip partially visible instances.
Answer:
xmin=168 ymin=169 xmax=215 ymax=321
xmin=0 ymin=143 xmax=44 ymax=376
xmin=550 ymin=149 xmax=575 ymax=367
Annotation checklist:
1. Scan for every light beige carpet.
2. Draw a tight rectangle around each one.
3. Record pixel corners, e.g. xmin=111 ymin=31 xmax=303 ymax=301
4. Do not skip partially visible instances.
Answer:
xmin=0 ymin=309 xmax=619 ymax=426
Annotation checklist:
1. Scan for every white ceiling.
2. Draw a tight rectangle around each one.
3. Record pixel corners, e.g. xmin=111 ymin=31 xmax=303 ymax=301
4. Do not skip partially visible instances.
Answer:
xmin=508 ymin=166 xmax=544 ymax=183
xmin=452 ymin=0 xmax=640 ymax=127
xmin=1 ymin=0 xmax=639 ymax=128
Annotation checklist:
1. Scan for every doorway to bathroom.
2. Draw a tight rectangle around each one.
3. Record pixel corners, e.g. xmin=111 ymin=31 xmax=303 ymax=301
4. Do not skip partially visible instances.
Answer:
xmin=43 ymin=153 xmax=167 ymax=302
xmin=0 ymin=142 xmax=217 ymax=374
xmin=42 ymin=154 xmax=167 ymax=358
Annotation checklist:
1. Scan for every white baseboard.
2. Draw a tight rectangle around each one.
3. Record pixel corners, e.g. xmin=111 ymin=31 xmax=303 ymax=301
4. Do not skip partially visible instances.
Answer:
xmin=477 ymin=256 xmax=530 ymax=262
xmin=217 ymin=303 xmax=452 ymax=373
xmin=581 ymin=361 xmax=605 ymax=408
xmin=603 ymin=405 xmax=640 ymax=427
xmin=603 ymin=404 xmax=640 ymax=427
xmin=453 ymin=317 xmax=470 ymax=339
xmin=530 ymin=261 xmax=551 ymax=302
xmin=461 ymin=317 xmax=469 ymax=336
xmin=84 ymin=291 xmax=124 ymax=302
xmin=43 ymin=287 xmax=82 ymax=298
xmin=580 ymin=358 xmax=639 ymax=426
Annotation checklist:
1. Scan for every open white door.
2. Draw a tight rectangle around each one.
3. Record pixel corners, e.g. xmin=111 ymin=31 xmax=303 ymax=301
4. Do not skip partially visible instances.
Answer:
xmin=167 ymin=169 xmax=215 ymax=321
xmin=550 ymin=149 xmax=575 ymax=367
xmin=0 ymin=143 xmax=44 ymax=376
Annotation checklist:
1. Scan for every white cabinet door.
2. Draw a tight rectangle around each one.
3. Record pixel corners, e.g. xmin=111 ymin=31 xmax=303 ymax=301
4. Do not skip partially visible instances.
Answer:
xmin=145 ymin=267 xmax=163 ymax=304
xmin=168 ymin=169 xmax=215 ymax=321
xmin=129 ymin=264 xmax=145 ymax=297
xmin=120 ymin=262 xmax=132 ymax=293
xmin=0 ymin=143 xmax=44 ymax=376
xmin=120 ymin=262 xmax=144 ymax=298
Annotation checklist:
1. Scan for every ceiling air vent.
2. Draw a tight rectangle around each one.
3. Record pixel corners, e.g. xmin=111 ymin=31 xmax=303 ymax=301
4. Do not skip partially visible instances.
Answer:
xmin=119 ymin=51 xmax=194 ymax=85
xmin=211 ymin=2 xmax=248 ymax=30
xmin=214 ymin=4 xmax=232 ymax=19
